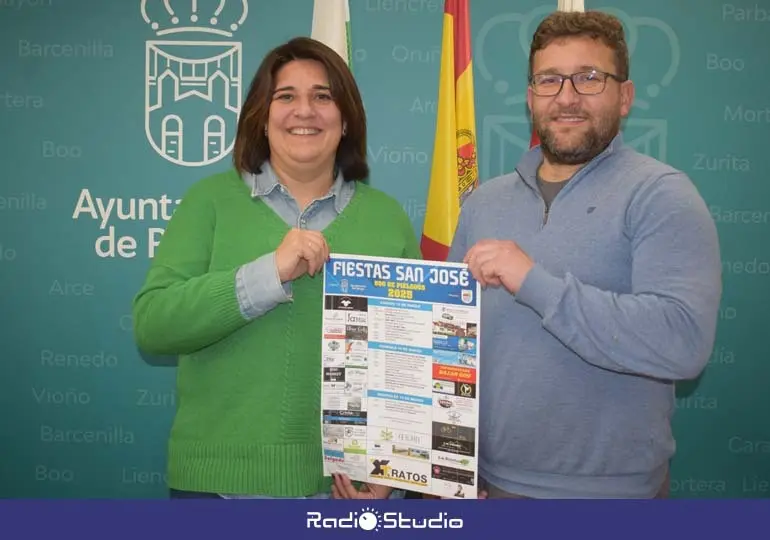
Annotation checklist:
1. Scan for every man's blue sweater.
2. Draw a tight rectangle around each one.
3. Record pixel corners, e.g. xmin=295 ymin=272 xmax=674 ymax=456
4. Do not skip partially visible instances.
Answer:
xmin=448 ymin=134 xmax=722 ymax=498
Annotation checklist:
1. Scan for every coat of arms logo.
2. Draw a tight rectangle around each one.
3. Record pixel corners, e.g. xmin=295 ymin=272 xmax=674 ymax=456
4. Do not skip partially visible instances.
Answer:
xmin=140 ymin=0 xmax=249 ymax=167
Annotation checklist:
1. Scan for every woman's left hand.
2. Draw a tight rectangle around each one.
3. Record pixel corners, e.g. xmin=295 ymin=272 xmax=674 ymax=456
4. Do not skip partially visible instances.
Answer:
xmin=331 ymin=473 xmax=393 ymax=499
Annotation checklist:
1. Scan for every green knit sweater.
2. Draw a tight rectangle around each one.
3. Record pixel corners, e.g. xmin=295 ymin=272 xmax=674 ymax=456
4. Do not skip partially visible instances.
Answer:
xmin=132 ymin=169 xmax=421 ymax=496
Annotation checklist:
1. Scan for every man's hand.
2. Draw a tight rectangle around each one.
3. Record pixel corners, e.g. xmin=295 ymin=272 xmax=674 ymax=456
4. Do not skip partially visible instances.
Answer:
xmin=464 ymin=239 xmax=535 ymax=294
xmin=275 ymin=228 xmax=330 ymax=282
xmin=440 ymin=490 xmax=488 ymax=499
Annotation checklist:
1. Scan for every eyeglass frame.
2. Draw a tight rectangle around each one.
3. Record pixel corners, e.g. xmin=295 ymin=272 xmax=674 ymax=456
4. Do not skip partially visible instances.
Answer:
xmin=528 ymin=69 xmax=627 ymax=97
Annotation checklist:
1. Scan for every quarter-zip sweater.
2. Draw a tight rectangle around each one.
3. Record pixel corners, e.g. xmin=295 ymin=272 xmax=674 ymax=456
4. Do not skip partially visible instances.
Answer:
xmin=448 ymin=134 xmax=722 ymax=498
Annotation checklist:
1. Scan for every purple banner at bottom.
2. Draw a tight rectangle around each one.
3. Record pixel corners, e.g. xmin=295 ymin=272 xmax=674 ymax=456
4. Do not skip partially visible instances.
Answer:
xmin=0 ymin=499 xmax=766 ymax=539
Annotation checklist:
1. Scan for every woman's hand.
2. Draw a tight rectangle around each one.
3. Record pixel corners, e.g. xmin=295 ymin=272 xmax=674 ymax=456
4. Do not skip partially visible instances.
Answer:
xmin=275 ymin=228 xmax=330 ymax=282
xmin=331 ymin=473 xmax=393 ymax=499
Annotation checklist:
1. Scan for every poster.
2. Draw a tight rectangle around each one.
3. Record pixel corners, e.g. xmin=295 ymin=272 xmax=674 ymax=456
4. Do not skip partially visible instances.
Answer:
xmin=320 ymin=253 xmax=481 ymax=499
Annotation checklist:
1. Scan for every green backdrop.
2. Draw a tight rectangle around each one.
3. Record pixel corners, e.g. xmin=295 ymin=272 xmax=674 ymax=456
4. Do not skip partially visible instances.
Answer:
xmin=1 ymin=0 xmax=768 ymax=498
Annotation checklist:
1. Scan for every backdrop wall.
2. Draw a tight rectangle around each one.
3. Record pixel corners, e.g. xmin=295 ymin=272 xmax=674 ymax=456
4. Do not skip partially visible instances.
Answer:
xmin=1 ymin=0 xmax=768 ymax=499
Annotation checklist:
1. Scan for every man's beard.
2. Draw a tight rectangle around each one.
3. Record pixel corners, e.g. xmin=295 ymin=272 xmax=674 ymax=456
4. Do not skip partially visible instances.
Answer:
xmin=534 ymin=109 xmax=620 ymax=166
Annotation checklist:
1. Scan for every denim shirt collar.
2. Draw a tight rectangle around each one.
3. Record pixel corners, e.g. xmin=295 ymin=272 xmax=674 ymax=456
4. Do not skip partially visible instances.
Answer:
xmin=245 ymin=160 xmax=352 ymax=213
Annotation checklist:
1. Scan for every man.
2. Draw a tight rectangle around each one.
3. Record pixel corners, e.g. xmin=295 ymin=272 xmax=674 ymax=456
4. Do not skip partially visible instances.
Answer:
xmin=330 ymin=9 xmax=721 ymax=502
xmin=451 ymin=10 xmax=722 ymax=499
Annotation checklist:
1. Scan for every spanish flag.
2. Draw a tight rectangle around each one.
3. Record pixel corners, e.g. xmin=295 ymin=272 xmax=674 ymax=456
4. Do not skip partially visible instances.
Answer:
xmin=530 ymin=0 xmax=585 ymax=148
xmin=420 ymin=0 xmax=478 ymax=261
xmin=311 ymin=0 xmax=352 ymax=68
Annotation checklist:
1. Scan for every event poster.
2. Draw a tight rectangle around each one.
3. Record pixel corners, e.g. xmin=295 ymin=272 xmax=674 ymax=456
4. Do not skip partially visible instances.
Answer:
xmin=320 ymin=253 xmax=481 ymax=499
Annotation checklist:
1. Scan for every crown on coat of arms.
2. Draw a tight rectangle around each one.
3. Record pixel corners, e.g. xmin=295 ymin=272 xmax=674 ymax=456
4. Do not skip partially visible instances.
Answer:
xmin=140 ymin=0 xmax=248 ymax=38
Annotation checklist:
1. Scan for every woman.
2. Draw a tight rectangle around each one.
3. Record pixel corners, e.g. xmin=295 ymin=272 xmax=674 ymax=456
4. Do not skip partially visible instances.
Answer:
xmin=132 ymin=36 xmax=421 ymax=499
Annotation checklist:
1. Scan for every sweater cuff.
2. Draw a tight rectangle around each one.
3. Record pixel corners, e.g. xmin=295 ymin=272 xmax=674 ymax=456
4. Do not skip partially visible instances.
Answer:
xmin=514 ymin=264 xmax=565 ymax=318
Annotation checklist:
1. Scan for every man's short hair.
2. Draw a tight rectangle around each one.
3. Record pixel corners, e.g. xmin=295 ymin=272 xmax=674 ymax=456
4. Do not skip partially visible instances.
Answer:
xmin=529 ymin=10 xmax=629 ymax=81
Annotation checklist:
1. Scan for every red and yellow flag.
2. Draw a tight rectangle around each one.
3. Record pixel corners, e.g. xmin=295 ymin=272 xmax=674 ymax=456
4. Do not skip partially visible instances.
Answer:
xmin=529 ymin=131 xmax=540 ymax=149
xmin=420 ymin=0 xmax=478 ymax=261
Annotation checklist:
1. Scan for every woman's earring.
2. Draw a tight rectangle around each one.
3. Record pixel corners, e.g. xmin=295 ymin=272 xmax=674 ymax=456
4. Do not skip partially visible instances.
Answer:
xmin=342 ymin=123 xmax=347 ymax=136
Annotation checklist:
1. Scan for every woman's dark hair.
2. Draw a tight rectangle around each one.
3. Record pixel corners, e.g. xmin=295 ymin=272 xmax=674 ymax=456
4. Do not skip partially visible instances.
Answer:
xmin=232 ymin=37 xmax=368 ymax=182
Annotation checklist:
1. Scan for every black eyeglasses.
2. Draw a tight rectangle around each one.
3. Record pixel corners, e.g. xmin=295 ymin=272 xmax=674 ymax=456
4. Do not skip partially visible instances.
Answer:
xmin=529 ymin=69 xmax=625 ymax=96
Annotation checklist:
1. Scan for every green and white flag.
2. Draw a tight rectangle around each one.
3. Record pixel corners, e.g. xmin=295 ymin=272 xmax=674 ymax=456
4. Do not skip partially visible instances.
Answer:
xmin=311 ymin=0 xmax=352 ymax=68
xmin=557 ymin=0 xmax=585 ymax=10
